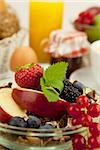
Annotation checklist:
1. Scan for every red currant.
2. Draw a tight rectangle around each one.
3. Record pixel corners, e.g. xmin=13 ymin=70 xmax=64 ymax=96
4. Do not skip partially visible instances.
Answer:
xmin=72 ymin=134 xmax=86 ymax=149
xmin=88 ymin=135 xmax=100 ymax=148
xmin=67 ymin=103 xmax=83 ymax=118
xmin=88 ymin=103 xmax=100 ymax=117
xmin=72 ymin=118 xmax=81 ymax=126
xmin=80 ymin=114 xmax=92 ymax=126
xmin=76 ymin=95 xmax=89 ymax=108
xmin=89 ymin=123 xmax=100 ymax=136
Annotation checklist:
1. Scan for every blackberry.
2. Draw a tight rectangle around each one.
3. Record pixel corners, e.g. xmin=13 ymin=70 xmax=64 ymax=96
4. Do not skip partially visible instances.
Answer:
xmin=60 ymin=79 xmax=81 ymax=103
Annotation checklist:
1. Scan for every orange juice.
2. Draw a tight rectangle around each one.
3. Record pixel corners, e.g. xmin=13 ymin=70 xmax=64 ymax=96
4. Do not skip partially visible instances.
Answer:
xmin=29 ymin=0 xmax=63 ymax=62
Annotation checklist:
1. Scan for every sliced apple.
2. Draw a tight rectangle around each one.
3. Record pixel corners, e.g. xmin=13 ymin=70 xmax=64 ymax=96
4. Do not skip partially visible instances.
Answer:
xmin=0 ymin=88 xmax=27 ymax=123
xmin=12 ymin=88 xmax=69 ymax=120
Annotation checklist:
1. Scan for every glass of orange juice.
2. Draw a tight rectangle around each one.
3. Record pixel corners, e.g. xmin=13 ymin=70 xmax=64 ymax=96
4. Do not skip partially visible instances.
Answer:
xmin=29 ymin=0 xmax=63 ymax=62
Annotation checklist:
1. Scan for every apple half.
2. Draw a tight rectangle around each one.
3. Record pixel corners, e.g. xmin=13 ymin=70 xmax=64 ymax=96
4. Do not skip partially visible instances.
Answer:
xmin=12 ymin=88 xmax=69 ymax=120
xmin=0 ymin=88 xmax=26 ymax=123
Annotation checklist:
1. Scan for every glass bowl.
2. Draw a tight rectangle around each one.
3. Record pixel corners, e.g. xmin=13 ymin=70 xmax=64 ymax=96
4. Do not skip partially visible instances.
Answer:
xmin=0 ymin=123 xmax=87 ymax=150
xmin=0 ymin=78 xmax=99 ymax=150
xmin=73 ymin=23 xmax=100 ymax=43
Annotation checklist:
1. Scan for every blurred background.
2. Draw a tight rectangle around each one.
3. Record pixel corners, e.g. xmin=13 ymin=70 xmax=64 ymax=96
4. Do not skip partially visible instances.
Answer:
xmin=8 ymin=0 xmax=100 ymax=31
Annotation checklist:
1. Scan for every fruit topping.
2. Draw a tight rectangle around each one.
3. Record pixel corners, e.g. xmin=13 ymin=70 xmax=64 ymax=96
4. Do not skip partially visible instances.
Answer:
xmin=40 ymin=62 xmax=68 ymax=102
xmin=0 ymin=62 xmax=99 ymax=150
xmin=0 ymin=88 xmax=26 ymax=123
xmin=12 ymin=62 xmax=70 ymax=120
xmin=72 ymin=134 xmax=86 ymax=150
xmin=73 ymin=80 xmax=84 ymax=94
xmin=67 ymin=103 xmax=83 ymax=118
xmin=27 ymin=116 xmax=41 ymax=128
xmin=60 ymin=79 xmax=81 ymax=103
xmin=15 ymin=63 xmax=43 ymax=90
xmin=88 ymin=103 xmax=100 ymax=117
xmin=8 ymin=117 xmax=27 ymax=128
xmin=81 ymin=114 xmax=92 ymax=126
xmin=76 ymin=95 xmax=89 ymax=108
xmin=12 ymin=88 xmax=69 ymax=120
xmin=89 ymin=123 xmax=100 ymax=136
xmin=88 ymin=135 xmax=100 ymax=149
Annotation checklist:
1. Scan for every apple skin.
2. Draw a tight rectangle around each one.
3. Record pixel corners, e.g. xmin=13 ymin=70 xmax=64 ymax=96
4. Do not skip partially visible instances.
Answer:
xmin=12 ymin=88 xmax=69 ymax=120
xmin=0 ymin=107 xmax=12 ymax=123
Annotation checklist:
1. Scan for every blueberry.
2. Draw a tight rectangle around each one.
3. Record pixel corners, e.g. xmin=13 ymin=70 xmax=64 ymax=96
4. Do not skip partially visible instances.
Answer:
xmin=39 ymin=124 xmax=54 ymax=129
xmin=27 ymin=116 xmax=41 ymax=128
xmin=8 ymin=117 xmax=27 ymax=128
xmin=73 ymin=81 xmax=84 ymax=94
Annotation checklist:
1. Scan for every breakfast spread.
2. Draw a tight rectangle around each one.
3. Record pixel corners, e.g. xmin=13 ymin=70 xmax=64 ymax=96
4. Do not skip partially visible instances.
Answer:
xmin=0 ymin=62 xmax=99 ymax=149
xmin=45 ymin=30 xmax=90 ymax=77
xmin=0 ymin=1 xmax=100 ymax=149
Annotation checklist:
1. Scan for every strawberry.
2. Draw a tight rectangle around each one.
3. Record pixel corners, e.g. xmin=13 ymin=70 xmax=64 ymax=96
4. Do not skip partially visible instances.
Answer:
xmin=15 ymin=64 xmax=43 ymax=90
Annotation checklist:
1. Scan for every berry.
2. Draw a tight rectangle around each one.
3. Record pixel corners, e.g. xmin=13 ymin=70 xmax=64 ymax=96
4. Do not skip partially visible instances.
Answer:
xmin=88 ymin=135 xmax=100 ymax=148
xmin=27 ymin=116 xmax=41 ymax=128
xmin=79 ymin=11 xmax=94 ymax=25
xmin=76 ymin=95 xmax=89 ymax=108
xmin=89 ymin=123 xmax=100 ymax=136
xmin=88 ymin=103 xmax=100 ymax=117
xmin=73 ymin=81 xmax=84 ymax=94
xmin=74 ymin=7 xmax=100 ymax=31
xmin=39 ymin=124 xmax=54 ymax=129
xmin=72 ymin=118 xmax=81 ymax=126
xmin=60 ymin=79 xmax=81 ymax=103
xmin=15 ymin=64 xmax=43 ymax=90
xmin=72 ymin=134 xmax=86 ymax=149
xmin=8 ymin=117 xmax=27 ymax=128
xmin=81 ymin=114 xmax=92 ymax=126
xmin=67 ymin=103 xmax=83 ymax=118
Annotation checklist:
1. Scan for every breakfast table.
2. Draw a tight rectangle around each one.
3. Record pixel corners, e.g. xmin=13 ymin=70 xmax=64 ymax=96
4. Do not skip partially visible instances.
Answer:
xmin=0 ymin=0 xmax=100 ymax=149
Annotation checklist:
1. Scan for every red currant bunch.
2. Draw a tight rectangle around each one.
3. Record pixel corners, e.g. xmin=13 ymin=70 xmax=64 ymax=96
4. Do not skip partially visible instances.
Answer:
xmin=67 ymin=94 xmax=100 ymax=149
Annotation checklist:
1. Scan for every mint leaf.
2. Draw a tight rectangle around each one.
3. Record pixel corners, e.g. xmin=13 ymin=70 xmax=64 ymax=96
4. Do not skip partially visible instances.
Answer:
xmin=44 ymin=62 xmax=68 ymax=82
xmin=41 ymin=86 xmax=59 ymax=102
xmin=40 ymin=77 xmax=45 ymax=86
xmin=40 ymin=62 xmax=68 ymax=102
xmin=48 ymin=80 xmax=64 ymax=93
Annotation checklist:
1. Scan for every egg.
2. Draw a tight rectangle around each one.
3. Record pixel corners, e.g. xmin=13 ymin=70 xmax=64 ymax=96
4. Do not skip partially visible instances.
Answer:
xmin=10 ymin=46 xmax=38 ymax=71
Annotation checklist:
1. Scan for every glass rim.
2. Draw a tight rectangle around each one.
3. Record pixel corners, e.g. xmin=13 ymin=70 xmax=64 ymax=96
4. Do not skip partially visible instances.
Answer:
xmin=0 ymin=122 xmax=87 ymax=137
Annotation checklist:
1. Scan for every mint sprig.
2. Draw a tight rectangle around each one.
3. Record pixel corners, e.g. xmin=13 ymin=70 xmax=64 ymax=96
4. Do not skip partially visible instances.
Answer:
xmin=40 ymin=62 xmax=68 ymax=102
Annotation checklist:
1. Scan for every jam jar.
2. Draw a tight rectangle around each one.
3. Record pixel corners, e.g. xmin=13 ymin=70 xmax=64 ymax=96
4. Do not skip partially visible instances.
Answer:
xmin=45 ymin=30 xmax=90 ymax=78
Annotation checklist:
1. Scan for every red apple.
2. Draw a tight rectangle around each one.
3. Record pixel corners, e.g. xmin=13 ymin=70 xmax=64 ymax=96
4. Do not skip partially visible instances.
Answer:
xmin=12 ymin=88 xmax=69 ymax=120
xmin=0 ymin=88 xmax=27 ymax=123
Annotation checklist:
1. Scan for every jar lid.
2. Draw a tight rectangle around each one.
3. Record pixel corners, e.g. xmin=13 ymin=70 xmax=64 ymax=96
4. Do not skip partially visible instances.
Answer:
xmin=45 ymin=30 xmax=90 ymax=58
